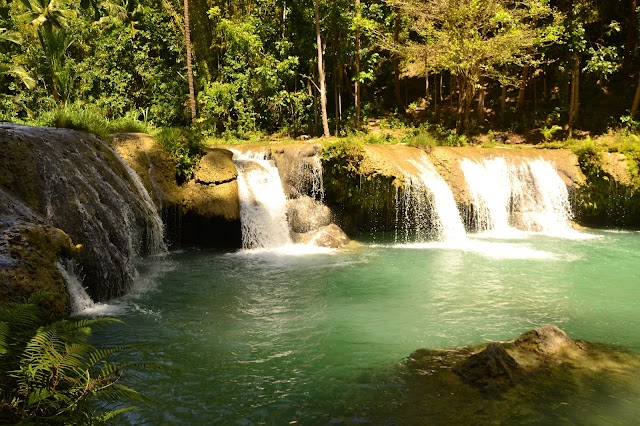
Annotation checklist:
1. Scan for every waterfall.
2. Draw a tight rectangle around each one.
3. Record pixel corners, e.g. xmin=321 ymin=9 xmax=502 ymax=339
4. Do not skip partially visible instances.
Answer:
xmin=56 ymin=261 xmax=121 ymax=316
xmin=107 ymin=140 xmax=167 ymax=255
xmin=231 ymin=150 xmax=293 ymax=249
xmin=395 ymin=156 xmax=467 ymax=242
xmin=461 ymin=157 xmax=575 ymax=236
xmin=1 ymin=123 xmax=168 ymax=305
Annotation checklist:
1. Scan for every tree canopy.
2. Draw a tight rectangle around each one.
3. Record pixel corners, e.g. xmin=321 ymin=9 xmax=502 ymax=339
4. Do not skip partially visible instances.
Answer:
xmin=1 ymin=0 xmax=639 ymax=136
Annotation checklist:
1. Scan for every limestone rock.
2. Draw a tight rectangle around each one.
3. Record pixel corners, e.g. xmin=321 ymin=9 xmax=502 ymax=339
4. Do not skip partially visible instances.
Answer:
xmin=1 ymin=124 xmax=164 ymax=301
xmin=287 ymin=196 xmax=332 ymax=233
xmin=407 ymin=325 xmax=637 ymax=396
xmin=513 ymin=324 xmax=573 ymax=356
xmin=270 ymin=144 xmax=323 ymax=199
xmin=0 ymin=217 xmax=74 ymax=317
xmin=453 ymin=343 xmax=522 ymax=390
xmin=291 ymin=223 xmax=350 ymax=248
xmin=195 ymin=149 xmax=237 ymax=185
xmin=113 ymin=135 xmax=241 ymax=248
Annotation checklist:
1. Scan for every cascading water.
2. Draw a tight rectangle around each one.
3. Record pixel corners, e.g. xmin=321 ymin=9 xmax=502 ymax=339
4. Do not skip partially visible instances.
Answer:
xmin=231 ymin=150 xmax=293 ymax=249
xmin=0 ymin=124 xmax=167 ymax=312
xmin=461 ymin=156 xmax=575 ymax=236
xmin=395 ymin=156 xmax=467 ymax=242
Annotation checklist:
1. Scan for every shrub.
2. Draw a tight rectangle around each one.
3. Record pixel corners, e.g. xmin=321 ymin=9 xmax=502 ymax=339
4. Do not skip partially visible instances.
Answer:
xmin=155 ymin=127 xmax=205 ymax=183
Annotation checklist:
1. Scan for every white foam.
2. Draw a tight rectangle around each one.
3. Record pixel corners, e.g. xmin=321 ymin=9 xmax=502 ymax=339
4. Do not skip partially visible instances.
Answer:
xmin=233 ymin=243 xmax=337 ymax=257
xmin=391 ymin=240 xmax=559 ymax=260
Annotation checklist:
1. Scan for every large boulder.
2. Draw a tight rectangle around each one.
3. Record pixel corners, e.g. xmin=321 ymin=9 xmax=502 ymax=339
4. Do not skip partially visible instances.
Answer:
xmin=291 ymin=223 xmax=350 ymax=248
xmin=270 ymin=144 xmax=323 ymax=199
xmin=287 ymin=195 xmax=332 ymax=233
xmin=407 ymin=325 xmax=639 ymax=392
xmin=0 ymin=188 xmax=75 ymax=317
xmin=182 ymin=149 xmax=239 ymax=221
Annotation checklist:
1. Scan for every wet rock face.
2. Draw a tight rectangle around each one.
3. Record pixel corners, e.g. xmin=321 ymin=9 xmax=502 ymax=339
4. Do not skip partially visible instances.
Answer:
xmin=453 ymin=343 xmax=522 ymax=390
xmin=291 ymin=223 xmax=350 ymax=248
xmin=1 ymin=124 xmax=163 ymax=301
xmin=287 ymin=196 xmax=333 ymax=233
xmin=407 ymin=325 xmax=639 ymax=395
xmin=271 ymin=144 xmax=324 ymax=199
xmin=112 ymin=135 xmax=242 ymax=248
xmin=1 ymin=188 xmax=73 ymax=316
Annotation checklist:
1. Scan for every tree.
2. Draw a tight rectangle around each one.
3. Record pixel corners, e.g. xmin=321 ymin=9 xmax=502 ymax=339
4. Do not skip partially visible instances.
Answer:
xmin=17 ymin=0 xmax=77 ymax=102
xmin=395 ymin=0 xmax=555 ymax=134
xmin=183 ymin=0 xmax=196 ymax=123
xmin=314 ymin=0 xmax=330 ymax=137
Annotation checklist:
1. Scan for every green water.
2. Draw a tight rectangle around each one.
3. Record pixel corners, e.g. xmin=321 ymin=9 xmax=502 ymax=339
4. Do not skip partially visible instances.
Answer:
xmin=97 ymin=231 xmax=640 ymax=424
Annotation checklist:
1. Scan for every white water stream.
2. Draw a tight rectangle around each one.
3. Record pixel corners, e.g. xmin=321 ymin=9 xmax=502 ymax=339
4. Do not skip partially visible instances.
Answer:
xmin=231 ymin=150 xmax=293 ymax=250
xmin=460 ymin=157 xmax=577 ymax=237
xmin=396 ymin=156 xmax=467 ymax=242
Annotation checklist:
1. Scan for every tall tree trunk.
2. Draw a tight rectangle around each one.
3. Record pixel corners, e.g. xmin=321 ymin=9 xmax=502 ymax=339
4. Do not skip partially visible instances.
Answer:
xmin=433 ymin=74 xmax=438 ymax=114
xmin=314 ymin=0 xmax=330 ymax=137
xmin=631 ymin=73 xmax=640 ymax=117
xmin=501 ymin=84 xmax=507 ymax=121
xmin=568 ymin=54 xmax=580 ymax=137
xmin=477 ymin=76 xmax=485 ymax=123
xmin=439 ymin=74 xmax=443 ymax=101
xmin=184 ymin=0 xmax=197 ymax=123
xmin=354 ymin=0 xmax=361 ymax=127
xmin=393 ymin=11 xmax=403 ymax=110
xmin=425 ymin=70 xmax=429 ymax=102
xmin=516 ymin=65 xmax=529 ymax=112
xmin=456 ymin=77 xmax=474 ymax=134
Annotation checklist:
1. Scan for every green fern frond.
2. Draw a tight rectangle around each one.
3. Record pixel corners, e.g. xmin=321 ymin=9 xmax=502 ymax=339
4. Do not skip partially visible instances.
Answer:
xmin=0 ymin=322 xmax=9 ymax=356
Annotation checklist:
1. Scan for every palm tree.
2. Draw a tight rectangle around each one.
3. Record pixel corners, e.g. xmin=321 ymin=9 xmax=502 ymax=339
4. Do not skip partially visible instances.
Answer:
xmin=17 ymin=0 xmax=76 ymax=102
xmin=0 ymin=28 xmax=36 ymax=90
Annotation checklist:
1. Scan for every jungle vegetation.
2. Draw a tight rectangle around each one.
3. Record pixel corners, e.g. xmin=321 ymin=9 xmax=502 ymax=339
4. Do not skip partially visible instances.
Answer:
xmin=1 ymin=0 xmax=639 ymax=141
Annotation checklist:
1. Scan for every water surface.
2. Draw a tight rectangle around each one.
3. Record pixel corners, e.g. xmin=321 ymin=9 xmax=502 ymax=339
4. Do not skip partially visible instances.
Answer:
xmin=96 ymin=231 xmax=640 ymax=424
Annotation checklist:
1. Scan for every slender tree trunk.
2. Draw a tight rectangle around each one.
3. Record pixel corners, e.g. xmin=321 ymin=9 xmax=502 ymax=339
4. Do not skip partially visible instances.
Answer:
xmin=425 ymin=70 xmax=429 ymax=103
xmin=501 ymin=84 xmax=507 ymax=120
xmin=314 ymin=0 xmax=330 ymax=137
xmin=568 ymin=54 xmax=580 ymax=137
xmin=631 ymin=73 xmax=640 ymax=117
xmin=477 ymin=76 xmax=485 ymax=123
xmin=543 ymin=69 xmax=548 ymax=103
xmin=516 ymin=65 xmax=529 ymax=112
xmin=450 ymin=74 xmax=454 ymax=107
xmin=433 ymin=74 xmax=438 ymax=114
xmin=533 ymin=76 xmax=537 ymax=111
xmin=439 ymin=74 xmax=443 ymax=101
xmin=456 ymin=77 xmax=474 ymax=134
xmin=184 ymin=0 xmax=196 ymax=123
xmin=354 ymin=0 xmax=361 ymax=127
xmin=393 ymin=11 xmax=403 ymax=110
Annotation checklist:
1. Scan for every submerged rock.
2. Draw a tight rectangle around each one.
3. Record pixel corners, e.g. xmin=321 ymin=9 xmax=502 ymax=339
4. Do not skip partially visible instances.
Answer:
xmin=408 ymin=325 xmax=639 ymax=393
xmin=453 ymin=343 xmax=522 ymax=390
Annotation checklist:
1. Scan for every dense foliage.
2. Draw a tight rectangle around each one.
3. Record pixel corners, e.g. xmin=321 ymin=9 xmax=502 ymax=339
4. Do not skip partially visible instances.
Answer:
xmin=0 ymin=302 xmax=161 ymax=424
xmin=1 ymin=0 xmax=639 ymax=138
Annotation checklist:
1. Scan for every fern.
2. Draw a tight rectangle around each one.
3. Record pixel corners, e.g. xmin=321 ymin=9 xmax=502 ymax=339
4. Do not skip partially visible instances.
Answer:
xmin=0 ymin=302 xmax=168 ymax=424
